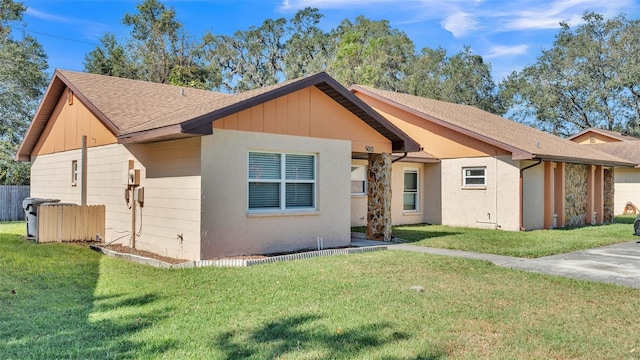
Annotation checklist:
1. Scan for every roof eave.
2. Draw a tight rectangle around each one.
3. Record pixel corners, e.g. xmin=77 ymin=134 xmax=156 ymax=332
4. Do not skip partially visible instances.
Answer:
xmin=15 ymin=74 xmax=66 ymax=161
xmin=532 ymin=154 xmax=634 ymax=167
xmin=117 ymin=123 xmax=208 ymax=144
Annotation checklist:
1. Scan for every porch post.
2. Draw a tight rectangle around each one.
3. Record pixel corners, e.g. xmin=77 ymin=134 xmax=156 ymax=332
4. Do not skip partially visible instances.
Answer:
xmin=553 ymin=162 xmax=565 ymax=228
xmin=594 ymin=165 xmax=604 ymax=224
xmin=543 ymin=161 xmax=554 ymax=229
xmin=366 ymin=153 xmax=392 ymax=241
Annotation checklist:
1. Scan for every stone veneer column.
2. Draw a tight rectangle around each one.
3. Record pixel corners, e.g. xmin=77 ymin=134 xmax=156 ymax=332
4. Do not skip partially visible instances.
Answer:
xmin=366 ymin=153 xmax=392 ymax=241
xmin=564 ymin=163 xmax=588 ymax=227
xmin=603 ymin=168 xmax=615 ymax=223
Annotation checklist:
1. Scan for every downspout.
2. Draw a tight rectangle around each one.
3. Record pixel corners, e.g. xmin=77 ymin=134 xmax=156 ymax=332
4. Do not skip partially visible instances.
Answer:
xmin=391 ymin=152 xmax=408 ymax=163
xmin=520 ymin=158 xmax=542 ymax=231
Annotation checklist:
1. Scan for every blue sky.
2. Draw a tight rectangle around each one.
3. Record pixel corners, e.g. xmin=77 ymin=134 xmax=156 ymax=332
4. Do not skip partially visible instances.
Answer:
xmin=17 ymin=0 xmax=640 ymax=82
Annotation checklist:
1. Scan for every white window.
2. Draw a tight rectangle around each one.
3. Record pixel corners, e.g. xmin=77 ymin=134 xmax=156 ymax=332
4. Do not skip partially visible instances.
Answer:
xmin=351 ymin=165 xmax=367 ymax=195
xmin=248 ymin=152 xmax=316 ymax=211
xmin=463 ymin=167 xmax=486 ymax=187
xmin=403 ymin=169 xmax=418 ymax=211
xmin=71 ymin=160 xmax=78 ymax=186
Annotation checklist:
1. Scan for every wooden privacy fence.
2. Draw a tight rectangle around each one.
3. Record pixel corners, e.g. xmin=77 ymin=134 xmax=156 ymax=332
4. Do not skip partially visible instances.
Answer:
xmin=37 ymin=204 xmax=105 ymax=243
xmin=0 ymin=185 xmax=30 ymax=221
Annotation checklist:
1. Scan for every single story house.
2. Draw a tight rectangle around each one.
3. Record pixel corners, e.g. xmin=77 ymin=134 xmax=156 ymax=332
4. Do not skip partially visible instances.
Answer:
xmin=349 ymin=85 xmax=635 ymax=231
xmin=569 ymin=128 xmax=640 ymax=214
xmin=17 ymin=70 xmax=419 ymax=260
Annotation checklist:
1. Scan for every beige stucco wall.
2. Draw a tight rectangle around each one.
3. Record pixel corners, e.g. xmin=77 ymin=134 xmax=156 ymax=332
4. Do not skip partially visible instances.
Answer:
xmin=439 ymin=156 xmax=520 ymax=231
xmin=30 ymin=138 xmax=202 ymax=260
xmin=200 ymin=129 xmax=351 ymax=259
xmin=422 ymin=163 xmax=442 ymax=225
xmin=351 ymin=157 xmax=519 ymax=230
xmin=614 ymin=167 xmax=640 ymax=214
xmin=522 ymin=161 xmax=545 ymax=230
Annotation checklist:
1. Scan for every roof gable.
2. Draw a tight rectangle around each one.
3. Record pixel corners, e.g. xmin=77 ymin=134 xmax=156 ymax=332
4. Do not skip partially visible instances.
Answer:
xmin=568 ymin=127 xmax=640 ymax=143
xmin=350 ymin=85 xmax=634 ymax=167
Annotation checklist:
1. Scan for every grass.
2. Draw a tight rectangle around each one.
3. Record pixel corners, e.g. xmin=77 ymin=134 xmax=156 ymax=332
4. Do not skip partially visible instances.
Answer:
xmin=2 ymin=222 xmax=640 ymax=359
xmin=354 ymin=215 xmax=638 ymax=258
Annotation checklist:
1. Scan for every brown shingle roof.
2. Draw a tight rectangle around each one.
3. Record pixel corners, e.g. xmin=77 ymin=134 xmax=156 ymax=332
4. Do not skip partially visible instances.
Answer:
xmin=351 ymin=85 xmax=634 ymax=167
xmin=569 ymin=127 xmax=640 ymax=142
xmin=57 ymin=70 xmax=232 ymax=133
xmin=589 ymin=142 xmax=640 ymax=167
xmin=18 ymin=70 xmax=421 ymax=160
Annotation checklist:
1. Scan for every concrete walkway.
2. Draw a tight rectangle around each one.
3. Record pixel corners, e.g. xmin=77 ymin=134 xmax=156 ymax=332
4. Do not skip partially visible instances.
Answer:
xmin=351 ymin=238 xmax=640 ymax=289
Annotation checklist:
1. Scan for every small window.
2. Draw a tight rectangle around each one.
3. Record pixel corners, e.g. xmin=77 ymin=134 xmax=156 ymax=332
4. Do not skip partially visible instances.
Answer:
xmin=403 ymin=169 xmax=418 ymax=211
xmin=71 ymin=160 xmax=78 ymax=186
xmin=463 ymin=167 xmax=486 ymax=187
xmin=351 ymin=165 xmax=367 ymax=195
xmin=248 ymin=152 xmax=316 ymax=211
xmin=589 ymin=134 xmax=596 ymax=143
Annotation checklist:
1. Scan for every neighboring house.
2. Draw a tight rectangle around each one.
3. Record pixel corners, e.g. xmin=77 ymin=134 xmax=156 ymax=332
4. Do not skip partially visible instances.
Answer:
xmin=349 ymin=85 xmax=635 ymax=231
xmin=569 ymin=128 xmax=640 ymax=214
xmin=568 ymin=127 xmax=640 ymax=144
xmin=17 ymin=70 xmax=419 ymax=260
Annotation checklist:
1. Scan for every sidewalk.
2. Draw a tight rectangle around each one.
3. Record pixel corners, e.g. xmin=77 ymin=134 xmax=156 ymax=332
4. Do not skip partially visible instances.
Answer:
xmin=351 ymin=238 xmax=640 ymax=289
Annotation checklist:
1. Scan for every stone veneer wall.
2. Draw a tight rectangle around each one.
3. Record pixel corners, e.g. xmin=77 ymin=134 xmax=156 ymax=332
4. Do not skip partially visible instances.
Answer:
xmin=564 ymin=163 xmax=588 ymax=227
xmin=366 ymin=153 xmax=392 ymax=241
xmin=603 ymin=168 xmax=614 ymax=223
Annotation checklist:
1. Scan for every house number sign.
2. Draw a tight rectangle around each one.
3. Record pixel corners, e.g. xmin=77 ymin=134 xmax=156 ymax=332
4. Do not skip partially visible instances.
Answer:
xmin=365 ymin=145 xmax=374 ymax=153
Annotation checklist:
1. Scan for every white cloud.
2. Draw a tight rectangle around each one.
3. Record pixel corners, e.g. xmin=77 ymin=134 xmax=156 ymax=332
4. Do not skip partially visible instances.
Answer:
xmin=279 ymin=0 xmax=394 ymax=11
xmin=26 ymin=8 xmax=71 ymax=23
xmin=484 ymin=44 xmax=529 ymax=59
xmin=441 ymin=11 xmax=478 ymax=38
xmin=500 ymin=0 xmax=635 ymax=31
xmin=25 ymin=7 xmax=110 ymax=40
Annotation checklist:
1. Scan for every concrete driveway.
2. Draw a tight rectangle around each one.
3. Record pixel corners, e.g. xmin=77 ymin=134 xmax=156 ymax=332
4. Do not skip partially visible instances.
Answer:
xmin=354 ymin=238 xmax=640 ymax=289
xmin=503 ymin=240 xmax=640 ymax=289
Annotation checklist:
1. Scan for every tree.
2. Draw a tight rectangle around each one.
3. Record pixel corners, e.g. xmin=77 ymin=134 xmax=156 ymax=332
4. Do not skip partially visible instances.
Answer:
xmin=0 ymin=0 xmax=48 ymax=185
xmin=500 ymin=12 xmax=640 ymax=136
xmin=83 ymin=33 xmax=135 ymax=78
xmin=206 ymin=7 xmax=328 ymax=92
xmin=327 ymin=16 xmax=415 ymax=90
xmin=207 ymin=17 xmax=287 ymax=92
xmin=84 ymin=0 xmax=219 ymax=90
xmin=283 ymin=7 xmax=329 ymax=79
xmin=403 ymin=46 xmax=502 ymax=114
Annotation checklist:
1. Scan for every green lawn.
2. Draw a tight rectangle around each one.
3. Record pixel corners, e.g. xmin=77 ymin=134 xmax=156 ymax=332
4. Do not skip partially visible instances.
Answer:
xmin=1 ymin=221 xmax=639 ymax=359
xmin=356 ymin=215 xmax=638 ymax=258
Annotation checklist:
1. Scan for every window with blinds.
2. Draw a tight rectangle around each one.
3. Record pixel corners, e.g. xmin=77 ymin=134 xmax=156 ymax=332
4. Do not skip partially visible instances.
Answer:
xmin=350 ymin=165 xmax=367 ymax=195
xmin=248 ymin=152 xmax=316 ymax=211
